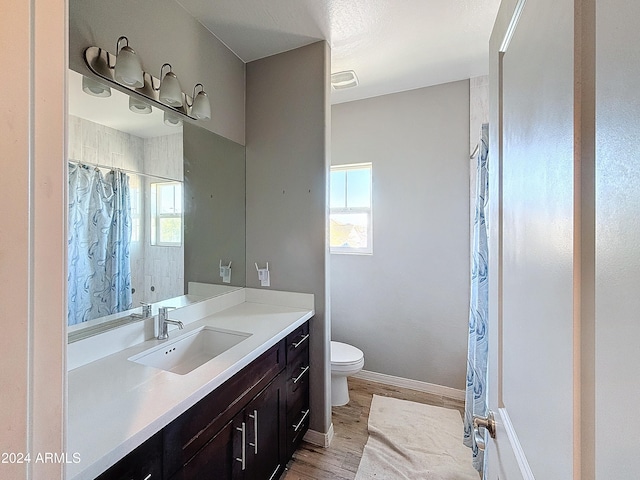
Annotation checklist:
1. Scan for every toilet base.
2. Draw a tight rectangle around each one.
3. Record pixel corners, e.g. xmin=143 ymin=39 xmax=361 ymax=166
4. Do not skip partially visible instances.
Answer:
xmin=331 ymin=375 xmax=350 ymax=407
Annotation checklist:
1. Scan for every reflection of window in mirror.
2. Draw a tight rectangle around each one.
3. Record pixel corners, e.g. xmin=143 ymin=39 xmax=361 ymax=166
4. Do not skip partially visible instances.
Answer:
xmin=151 ymin=181 xmax=183 ymax=246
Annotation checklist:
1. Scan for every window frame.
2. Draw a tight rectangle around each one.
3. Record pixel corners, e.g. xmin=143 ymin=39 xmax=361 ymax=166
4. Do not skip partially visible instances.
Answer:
xmin=150 ymin=181 xmax=183 ymax=247
xmin=329 ymin=162 xmax=373 ymax=255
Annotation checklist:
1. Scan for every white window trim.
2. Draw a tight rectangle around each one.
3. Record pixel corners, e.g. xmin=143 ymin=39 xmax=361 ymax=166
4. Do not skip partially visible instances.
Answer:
xmin=330 ymin=163 xmax=373 ymax=255
xmin=151 ymin=181 xmax=183 ymax=247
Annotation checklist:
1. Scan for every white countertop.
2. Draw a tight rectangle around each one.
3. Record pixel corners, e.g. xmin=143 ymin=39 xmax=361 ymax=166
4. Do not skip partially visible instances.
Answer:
xmin=66 ymin=292 xmax=313 ymax=480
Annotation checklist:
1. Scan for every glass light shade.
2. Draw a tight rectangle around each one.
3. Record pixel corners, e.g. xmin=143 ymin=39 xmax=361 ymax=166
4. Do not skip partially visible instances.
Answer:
xmin=159 ymin=71 xmax=183 ymax=107
xmin=129 ymin=96 xmax=152 ymax=114
xmin=191 ymin=91 xmax=211 ymax=120
xmin=82 ymin=76 xmax=111 ymax=97
xmin=114 ymin=46 xmax=144 ymax=88
xmin=163 ymin=111 xmax=183 ymax=127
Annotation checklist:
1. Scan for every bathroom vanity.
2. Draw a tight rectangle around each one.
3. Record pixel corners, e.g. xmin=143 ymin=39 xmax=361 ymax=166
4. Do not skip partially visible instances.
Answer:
xmin=67 ymin=289 xmax=312 ymax=480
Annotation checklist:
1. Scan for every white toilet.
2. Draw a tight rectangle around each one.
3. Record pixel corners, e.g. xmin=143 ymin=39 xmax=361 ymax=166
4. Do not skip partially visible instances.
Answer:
xmin=330 ymin=341 xmax=365 ymax=406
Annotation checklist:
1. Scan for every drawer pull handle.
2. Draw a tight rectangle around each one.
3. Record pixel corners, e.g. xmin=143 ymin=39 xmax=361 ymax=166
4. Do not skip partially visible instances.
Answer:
xmin=268 ymin=464 xmax=281 ymax=480
xmin=292 ymin=365 xmax=310 ymax=384
xmin=248 ymin=409 xmax=258 ymax=454
xmin=235 ymin=422 xmax=246 ymax=470
xmin=142 ymin=475 xmax=152 ymax=480
xmin=293 ymin=409 xmax=310 ymax=432
xmin=291 ymin=333 xmax=310 ymax=349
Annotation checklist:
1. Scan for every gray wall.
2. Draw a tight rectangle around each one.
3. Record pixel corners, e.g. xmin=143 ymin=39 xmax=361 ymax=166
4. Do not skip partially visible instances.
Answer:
xmin=245 ymin=41 xmax=332 ymax=435
xmin=69 ymin=0 xmax=245 ymax=145
xmin=331 ymin=81 xmax=470 ymax=390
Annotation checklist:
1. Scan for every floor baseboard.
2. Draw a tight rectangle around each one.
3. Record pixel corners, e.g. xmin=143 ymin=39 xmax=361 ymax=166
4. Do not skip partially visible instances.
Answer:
xmin=303 ymin=422 xmax=335 ymax=448
xmin=353 ymin=370 xmax=465 ymax=401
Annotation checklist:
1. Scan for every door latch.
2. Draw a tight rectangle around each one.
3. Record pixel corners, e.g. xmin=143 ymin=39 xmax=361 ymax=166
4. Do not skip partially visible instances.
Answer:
xmin=473 ymin=411 xmax=496 ymax=451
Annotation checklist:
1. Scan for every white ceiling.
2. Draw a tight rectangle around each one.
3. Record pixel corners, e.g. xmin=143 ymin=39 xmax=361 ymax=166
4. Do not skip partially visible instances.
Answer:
xmin=175 ymin=0 xmax=501 ymax=104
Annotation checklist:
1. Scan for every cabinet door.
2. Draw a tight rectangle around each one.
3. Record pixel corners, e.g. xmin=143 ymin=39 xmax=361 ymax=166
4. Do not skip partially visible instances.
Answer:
xmin=245 ymin=374 xmax=286 ymax=480
xmin=169 ymin=419 xmax=245 ymax=480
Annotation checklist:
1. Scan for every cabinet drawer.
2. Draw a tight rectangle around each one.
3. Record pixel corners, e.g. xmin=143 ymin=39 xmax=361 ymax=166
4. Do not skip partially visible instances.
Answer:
xmin=96 ymin=431 xmax=162 ymax=480
xmin=286 ymin=406 xmax=310 ymax=458
xmin=286 ymin=347 xmax=309 ymax=398
xmin=164 ymin=340 xmax=285 ymax=478
xmin=286 ymin=322 xmax=309 ymax=362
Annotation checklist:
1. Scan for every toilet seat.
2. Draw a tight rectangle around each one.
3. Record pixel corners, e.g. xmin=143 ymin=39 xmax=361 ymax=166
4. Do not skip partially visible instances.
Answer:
xmin=331 ymin=341 xmax=364 ymax=372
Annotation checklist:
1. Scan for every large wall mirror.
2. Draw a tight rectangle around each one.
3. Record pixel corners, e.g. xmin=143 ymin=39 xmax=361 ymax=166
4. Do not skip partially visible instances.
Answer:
xmin=67 ymin=69 xmax=246 ymax=342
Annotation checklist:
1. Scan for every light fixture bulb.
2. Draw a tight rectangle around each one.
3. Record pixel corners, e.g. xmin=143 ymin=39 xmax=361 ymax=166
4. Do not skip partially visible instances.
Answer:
xmin=159 ymin=67 xmax=183 ymax=107
xmin=163 ymin=110 xmax=183 ymax=127
xmin=129 ymin=96 xmax=152 ymax=114
xmin=114 ymin=45 xmax=144 ymax=88
xmin=191 ymin=90 xmax=211 ymax=120
xmin=82 ymin=76 xmax=111 ymax=97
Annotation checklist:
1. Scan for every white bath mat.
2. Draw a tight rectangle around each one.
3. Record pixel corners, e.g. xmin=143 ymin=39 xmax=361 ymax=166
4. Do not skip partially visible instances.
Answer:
xmin=355 ymin=395 xmax=479 ymax=479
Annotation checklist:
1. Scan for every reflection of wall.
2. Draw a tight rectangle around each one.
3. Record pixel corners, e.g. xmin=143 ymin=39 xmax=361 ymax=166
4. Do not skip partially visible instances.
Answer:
xmin=68 ymin=115 xmax=184 ymax=307
xmin=143 ymin=135 xmax=184 ymax=304
xmin=68 ymin=114 xmax=144 ymax=171
xmin=183 ymin=123 xmax=246 ymax=288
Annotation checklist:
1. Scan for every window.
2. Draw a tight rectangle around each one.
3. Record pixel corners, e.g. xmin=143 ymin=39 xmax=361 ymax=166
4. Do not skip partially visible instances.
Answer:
xmin=150 ymin=181 xmax=183 ymax=246
xmin=330 ymin=163 xmax=372 ymax=254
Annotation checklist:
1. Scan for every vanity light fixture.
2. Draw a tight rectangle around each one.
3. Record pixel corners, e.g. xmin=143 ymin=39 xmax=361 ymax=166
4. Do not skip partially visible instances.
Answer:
xmin=83 ymin=36 xmax=212 ymax=123
xmin=158 ymin=63 xmax=183 ymax=107
xmin=129 ymin=96 xmax=152 ymax=114
xmin=163 ymin=110 xmax=183 ymax=127
xmin=189 ymin=84 xmax=211 ymax=120
xmin=82 ymin=76 xmax=111 ymax=97
xmin=113 ymin=36 xmax=144 ymax=88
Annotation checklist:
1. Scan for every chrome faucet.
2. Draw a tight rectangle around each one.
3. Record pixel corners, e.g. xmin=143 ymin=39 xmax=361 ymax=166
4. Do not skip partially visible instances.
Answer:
xmin=156 ymin=306 xmax=184 ymax=340
xmin=130 ymin=302 xmax=153 ymax=320
xmin=141 ymin=302 xmax=152 ymax=318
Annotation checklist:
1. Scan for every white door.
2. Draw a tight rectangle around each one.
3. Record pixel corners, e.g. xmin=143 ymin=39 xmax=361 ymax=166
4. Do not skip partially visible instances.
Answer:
xmin=485 ymin=0 xmax=577 ymax=477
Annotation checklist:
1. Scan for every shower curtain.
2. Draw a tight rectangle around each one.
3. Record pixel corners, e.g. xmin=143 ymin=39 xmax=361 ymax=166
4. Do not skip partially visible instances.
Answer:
xmin=68 ymin=164 xmax=132 ymax=325
xmin=463 ymin=123 xmax=489 ymax=472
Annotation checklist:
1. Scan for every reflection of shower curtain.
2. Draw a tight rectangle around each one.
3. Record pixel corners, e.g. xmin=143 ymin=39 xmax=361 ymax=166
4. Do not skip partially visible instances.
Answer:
xmin=68 ymin=164 xmax=132 ymax=325
xmin=463 ymin=124 xmax=489 ymax=472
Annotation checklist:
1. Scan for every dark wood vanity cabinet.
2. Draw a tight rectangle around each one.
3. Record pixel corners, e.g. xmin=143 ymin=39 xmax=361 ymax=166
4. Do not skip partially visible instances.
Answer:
xmin=285 ymin=322 xmax=310 ymax=459
xmin=168 ymin=376 xmax=285 ymax=480
xmin=96 ymin=320 xmax=310 ymax=480
xmin=95 ymin=431 xmax=163 ymax=480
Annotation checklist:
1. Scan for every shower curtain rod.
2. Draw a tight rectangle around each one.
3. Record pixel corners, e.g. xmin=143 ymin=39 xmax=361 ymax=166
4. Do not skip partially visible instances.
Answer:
xmin=67 ymin=159 xmax=182 ymax=183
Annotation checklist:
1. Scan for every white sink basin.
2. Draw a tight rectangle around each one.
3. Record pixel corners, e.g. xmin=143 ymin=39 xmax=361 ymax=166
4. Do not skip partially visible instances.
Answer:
xmin=129 ymin=326 xmax=251 ymax=375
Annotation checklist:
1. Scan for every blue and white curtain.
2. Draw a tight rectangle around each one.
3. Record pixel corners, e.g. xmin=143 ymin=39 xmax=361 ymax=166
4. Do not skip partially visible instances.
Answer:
xmin=68 ymin=163 xmax=132 ymax=325
xmin=463 ymin=123 xmax=489 ymax=472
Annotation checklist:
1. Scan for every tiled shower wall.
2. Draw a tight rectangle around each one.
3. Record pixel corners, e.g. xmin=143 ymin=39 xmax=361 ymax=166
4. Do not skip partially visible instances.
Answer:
xmin=143 ymin=134 xmax=184 ymax=304
xmin=68 ymin=115 xmax=184 ymax=307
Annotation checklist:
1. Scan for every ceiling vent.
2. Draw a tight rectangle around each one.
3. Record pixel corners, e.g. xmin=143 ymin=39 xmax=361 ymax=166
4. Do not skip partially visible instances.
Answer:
xmin=331 ymin=70 xmax=359 ymax=90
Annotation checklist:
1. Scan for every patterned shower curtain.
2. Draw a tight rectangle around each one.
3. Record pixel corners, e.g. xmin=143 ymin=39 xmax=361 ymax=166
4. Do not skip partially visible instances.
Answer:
xmin=68 ymin=164 xmax=132 ymax=325
xmin=463 ymin=123 xmax=489 ymax=472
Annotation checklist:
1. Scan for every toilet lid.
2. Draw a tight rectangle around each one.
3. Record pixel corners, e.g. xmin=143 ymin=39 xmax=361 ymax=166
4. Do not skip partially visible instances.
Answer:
xmin=331 ymin=341 xmax=364 ymax=366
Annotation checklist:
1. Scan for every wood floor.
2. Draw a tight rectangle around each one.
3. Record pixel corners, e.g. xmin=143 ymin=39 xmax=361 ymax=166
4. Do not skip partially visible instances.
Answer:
xmin=280 ymin=377 xmax=465 ymax=480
